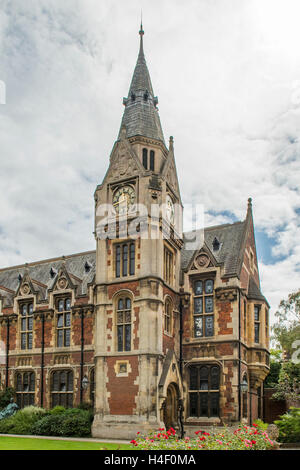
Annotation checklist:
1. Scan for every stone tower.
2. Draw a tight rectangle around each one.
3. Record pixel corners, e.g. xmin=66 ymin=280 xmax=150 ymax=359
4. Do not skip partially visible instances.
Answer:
xmin=92 ymin=25 xmax=184 ymax=439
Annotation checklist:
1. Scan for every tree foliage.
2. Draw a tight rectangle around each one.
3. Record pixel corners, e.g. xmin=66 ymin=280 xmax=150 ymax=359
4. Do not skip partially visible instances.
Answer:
xmin=272 ymin=289 xmax=300 ymax=357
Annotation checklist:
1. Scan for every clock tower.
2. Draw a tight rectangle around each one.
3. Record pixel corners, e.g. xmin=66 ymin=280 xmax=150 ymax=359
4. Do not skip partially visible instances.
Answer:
xmin=92 ymin=25 xmax=183 ymax=439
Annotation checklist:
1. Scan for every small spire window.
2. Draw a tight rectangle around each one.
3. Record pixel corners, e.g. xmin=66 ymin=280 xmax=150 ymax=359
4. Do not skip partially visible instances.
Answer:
xmin=150 ymin=150 xmax=155 ymax=171
xmin=142 ymin=148 xmax=148 ymax=169
xmin=143 ymin=90 xmax=149 ymax=101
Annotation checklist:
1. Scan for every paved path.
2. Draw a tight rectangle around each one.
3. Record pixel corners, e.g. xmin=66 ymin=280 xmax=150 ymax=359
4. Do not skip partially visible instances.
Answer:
xmin=0 ymin=433 xmax=129 ymax=444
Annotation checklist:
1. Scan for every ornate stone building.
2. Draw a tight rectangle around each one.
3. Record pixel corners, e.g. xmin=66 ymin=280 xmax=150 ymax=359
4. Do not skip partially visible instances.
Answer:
xmin=0 ymin=26 xmax=269 ymax=439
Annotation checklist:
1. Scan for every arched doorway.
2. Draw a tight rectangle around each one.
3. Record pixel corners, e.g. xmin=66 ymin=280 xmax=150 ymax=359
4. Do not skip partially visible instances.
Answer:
xmin=164 ymin=383 xmax=179 ymax=430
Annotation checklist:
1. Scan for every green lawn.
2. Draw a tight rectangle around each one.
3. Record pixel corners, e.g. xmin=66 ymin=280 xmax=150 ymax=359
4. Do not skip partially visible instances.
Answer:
xmin=0 ymin=436 xmax=132 ymax=450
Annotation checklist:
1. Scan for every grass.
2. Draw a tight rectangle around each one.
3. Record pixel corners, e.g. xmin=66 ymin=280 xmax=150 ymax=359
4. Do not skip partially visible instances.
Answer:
xmin=0 ymin=436 xmax=132 ymax=451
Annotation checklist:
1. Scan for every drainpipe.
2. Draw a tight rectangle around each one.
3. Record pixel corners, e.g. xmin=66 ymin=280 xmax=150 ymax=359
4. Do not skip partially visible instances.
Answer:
xmin=238 ymin=289 xmax=241 ymax=421
xmin=80 ymin=308 xmax=84 ymax=405
xmin=178 ymin=297 xmax=185 ymax=439
xmin=5 ymin=317 xmax=10 ymax=388
xmin=40 ymin=314 xmax=45 ymax=408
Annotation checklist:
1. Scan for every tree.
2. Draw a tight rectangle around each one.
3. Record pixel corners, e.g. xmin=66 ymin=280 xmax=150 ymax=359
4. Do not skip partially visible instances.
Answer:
xmin=272 ymin=289 xmax=300 ymax=358
xmin=272 ymin=361 xmax=300 ymax=406
xmin=264 ymin=349 xmax=282 ymax=388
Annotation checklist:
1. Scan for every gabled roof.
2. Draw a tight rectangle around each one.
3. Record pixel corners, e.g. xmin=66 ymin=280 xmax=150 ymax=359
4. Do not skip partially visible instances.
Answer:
xmin=118 ymin=25 xmax=165 ymax=143
xmin=181 ymin=221 xmax=246 ymax=277
xmin=0 ymin=251 xmax=96 ymax=306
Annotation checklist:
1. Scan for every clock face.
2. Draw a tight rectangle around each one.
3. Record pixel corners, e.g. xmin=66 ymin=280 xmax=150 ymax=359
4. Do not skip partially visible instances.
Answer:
xmin=166 ymin=194 xmax=175 ymax=224
xmin=113 ymin=186 xmax=136 ymax=215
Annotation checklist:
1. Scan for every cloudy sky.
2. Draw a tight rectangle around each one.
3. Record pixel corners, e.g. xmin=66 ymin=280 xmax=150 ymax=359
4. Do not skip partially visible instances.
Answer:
xmin=0 ymin=0 xmax=300 ymax=324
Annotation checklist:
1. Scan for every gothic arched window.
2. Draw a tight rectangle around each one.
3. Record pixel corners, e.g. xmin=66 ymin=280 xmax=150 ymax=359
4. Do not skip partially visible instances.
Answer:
xmin=116 ymin=297 xmax=132 ymax=352
xmin=164 ymin=298 xmax=172 ymax=335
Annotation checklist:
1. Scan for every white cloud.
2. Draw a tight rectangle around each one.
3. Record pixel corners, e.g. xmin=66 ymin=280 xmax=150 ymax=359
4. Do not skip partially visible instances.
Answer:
xmin=0 ymin=0 xmax=300 ymax=322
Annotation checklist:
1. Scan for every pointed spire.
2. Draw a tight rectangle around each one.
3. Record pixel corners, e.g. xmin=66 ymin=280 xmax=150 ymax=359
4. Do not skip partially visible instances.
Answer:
xmin=247 ymin=197 xmax=252 ymax=214
xmin=139 ymin=19 xmax=144 ymax=58
xmin=118 ymin=24 xmax=165 ymax=143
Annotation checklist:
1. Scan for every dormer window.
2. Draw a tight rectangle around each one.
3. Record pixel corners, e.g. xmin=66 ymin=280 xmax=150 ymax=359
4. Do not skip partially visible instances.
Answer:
xmin=212 ymin=237 xmax=220 ymax=251
xmin=143 ymin=90 xmax=149 ymax=101
xmin=50 ymin=267 xmax=57 ymax=279
xmin=131 ymin=92 xmax=136 ymax=102
xmin=84 ymin=261 xmax=92 ymax=273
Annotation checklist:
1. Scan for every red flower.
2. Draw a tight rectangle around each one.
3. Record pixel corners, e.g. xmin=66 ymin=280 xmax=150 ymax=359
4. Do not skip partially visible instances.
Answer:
xmin=251 ymin=440 xmax=256 ymax=445
xmin=130 ymin=440 xmax=138 ymax=446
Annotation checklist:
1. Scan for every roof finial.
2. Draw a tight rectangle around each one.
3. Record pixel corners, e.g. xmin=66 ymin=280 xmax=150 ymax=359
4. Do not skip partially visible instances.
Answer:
xmin=247 ymin=197 xmax=253 ymax=218
xmin=138 ymin=14 xmax=144 ymax=58
xmin=140 ymin=10 xmax=144 ymax=36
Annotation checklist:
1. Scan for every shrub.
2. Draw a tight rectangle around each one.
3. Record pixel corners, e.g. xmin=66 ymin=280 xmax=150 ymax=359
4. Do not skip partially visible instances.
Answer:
xmin=49 ymin=406 xmax=66 ymax=415
xmin=0 ymin=388 xmax=15 ymax=410
xmin=31 ymin=409 xmax=92 ymax=437
xmin=253 ymin=419 xmax=269 ymax=432
xmin=275 ymin=407 xmax=300 ymax=443
xmin=31 ymin=414 xmax=65 ymax=437
xmin=130 ymin=425 xmax=277 ymax=450
xmin=0 ymin=406 xmax=45 ymax=435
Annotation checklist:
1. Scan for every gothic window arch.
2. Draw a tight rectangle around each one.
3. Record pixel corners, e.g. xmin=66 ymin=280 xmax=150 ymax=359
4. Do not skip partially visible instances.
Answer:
xmin=189 ymin=364 xmax=220 ymax=418
xmin=116 ymin=295 xmax=132 ymax=352
xmin=51 ymin=369 xmax=73 ymax=408
xmin=15 ymin=371 xmax=35 ymax=408
xmin=164 ymin=297 xmax=173 ymax=335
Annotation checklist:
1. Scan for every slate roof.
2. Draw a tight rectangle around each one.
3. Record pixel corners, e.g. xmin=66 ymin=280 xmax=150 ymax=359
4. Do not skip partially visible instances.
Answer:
xmin=118 ymin=26 xmax=165 ymax=143
xmin=0 ymin=251 xmax=96 ymax=306
xmin=0 ymin=221 xmax=266 ymax=307
xmin=181 ymin=221 xmax=246 ymax=277
xmin=248 ymin=276 xmax=268 ymax=304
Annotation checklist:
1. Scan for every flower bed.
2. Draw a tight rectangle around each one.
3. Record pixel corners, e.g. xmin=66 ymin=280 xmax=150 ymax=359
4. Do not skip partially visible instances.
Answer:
xmin=130 ymin=424 xmax=277 ymax=450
